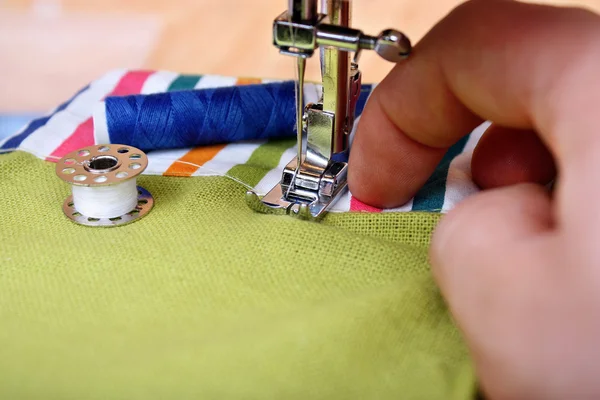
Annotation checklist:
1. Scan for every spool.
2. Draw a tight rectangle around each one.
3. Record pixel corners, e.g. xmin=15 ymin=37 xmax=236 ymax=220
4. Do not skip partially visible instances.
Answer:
xmin=55 ymin=144 xmax=154 ymax=227
xmin=98 ymin=81 xmax=298 ymax=152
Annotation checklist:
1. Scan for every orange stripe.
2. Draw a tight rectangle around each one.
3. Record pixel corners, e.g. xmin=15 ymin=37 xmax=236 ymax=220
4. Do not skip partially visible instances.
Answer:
xmin=163 ymin=144 xmax=226 ymax=177
xmin=235 ymin=77 xmax=262 ymax=85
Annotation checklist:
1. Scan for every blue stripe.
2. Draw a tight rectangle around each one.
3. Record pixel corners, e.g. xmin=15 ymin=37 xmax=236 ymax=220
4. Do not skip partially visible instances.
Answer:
xmin=411 ymin=133 xmax=471 ymax=212
xmin=0 ymin=114 xmax=41 ymax=141
xmin=0 ymin=84 xmax=90 ymax=151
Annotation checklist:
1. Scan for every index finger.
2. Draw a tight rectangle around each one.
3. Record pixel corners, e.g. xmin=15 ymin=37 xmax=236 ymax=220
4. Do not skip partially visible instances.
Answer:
xmin=348 ymin=0 xmax=600 ymax=208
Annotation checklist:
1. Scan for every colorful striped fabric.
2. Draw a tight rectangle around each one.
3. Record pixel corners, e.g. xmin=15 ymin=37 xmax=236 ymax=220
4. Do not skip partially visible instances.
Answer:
xmin=0 ymin=114 xmax=42 ymax=141
xmin=0 ymin=69 xmax=487 ymax=213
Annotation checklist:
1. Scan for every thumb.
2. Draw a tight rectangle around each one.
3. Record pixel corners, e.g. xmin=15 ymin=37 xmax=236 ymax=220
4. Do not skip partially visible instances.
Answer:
xmin=430 ymin=183 xmax=557 ymax=398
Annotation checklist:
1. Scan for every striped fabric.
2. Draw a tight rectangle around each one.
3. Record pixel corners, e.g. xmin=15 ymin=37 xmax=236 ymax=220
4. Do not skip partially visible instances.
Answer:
xmin=0 ymin=69 xmax=487 ymax=213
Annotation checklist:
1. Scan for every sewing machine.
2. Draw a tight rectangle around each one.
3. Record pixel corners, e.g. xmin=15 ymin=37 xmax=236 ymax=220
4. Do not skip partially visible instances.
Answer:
xmin=246 ymin=0 xmax=411 ymax=220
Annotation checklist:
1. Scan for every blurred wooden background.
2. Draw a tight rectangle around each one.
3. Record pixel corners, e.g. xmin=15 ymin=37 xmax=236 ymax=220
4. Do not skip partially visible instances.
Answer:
xmin=1 ymin=0 xmax=600 ymax=113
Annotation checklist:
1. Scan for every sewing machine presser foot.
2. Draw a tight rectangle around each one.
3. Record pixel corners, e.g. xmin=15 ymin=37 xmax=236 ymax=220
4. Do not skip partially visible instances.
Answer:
xmin=246 ymin=155 xmax=348 ymax=221
xmin=246 ymin=0 xmax=411 ymax=221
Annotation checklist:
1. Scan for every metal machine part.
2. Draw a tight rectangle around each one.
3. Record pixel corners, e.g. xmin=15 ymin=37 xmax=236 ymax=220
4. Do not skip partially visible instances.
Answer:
xmin=56 ymin=144 xmax=154 ymax=227
xmin=246 ymin=0 xmax=411 ymax=220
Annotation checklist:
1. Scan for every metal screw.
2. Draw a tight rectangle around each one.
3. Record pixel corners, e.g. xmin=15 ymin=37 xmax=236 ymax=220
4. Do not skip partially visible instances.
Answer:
xmin=374 ymin=29 xmax=412 ymax=62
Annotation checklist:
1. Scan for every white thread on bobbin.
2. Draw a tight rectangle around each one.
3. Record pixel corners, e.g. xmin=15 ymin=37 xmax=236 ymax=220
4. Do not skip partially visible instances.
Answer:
xmin=56 ymin=144 xmax=154 ymax=227
xmin=72 ymin=179 xmax=138 ymax=219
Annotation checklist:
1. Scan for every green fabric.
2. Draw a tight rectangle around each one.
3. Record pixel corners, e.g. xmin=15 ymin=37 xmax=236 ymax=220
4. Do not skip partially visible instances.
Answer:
xmin=0 ymin=150 xmax=474 ymax=399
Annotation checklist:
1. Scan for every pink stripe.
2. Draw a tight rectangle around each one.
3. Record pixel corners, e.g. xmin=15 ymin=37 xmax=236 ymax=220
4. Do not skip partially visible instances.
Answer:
xmin=47 ymin=118 xmax=94 ymax=161
xmin=109 ymin=70 xmax=155 ymax=97
xmin=350 ymin=196 xmax=383 ymax=213
xmin=47 ymin=70 xmax=154 ymax=161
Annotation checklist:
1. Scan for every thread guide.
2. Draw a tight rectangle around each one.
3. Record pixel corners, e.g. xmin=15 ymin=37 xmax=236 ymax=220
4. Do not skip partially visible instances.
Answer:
xmin=56 ymin=144 xmax=154 ymax=227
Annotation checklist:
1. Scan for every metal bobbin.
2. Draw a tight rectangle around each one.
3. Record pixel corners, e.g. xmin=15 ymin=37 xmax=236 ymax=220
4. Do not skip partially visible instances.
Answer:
xmin=55 ymin=144 xmax=154 ymax=227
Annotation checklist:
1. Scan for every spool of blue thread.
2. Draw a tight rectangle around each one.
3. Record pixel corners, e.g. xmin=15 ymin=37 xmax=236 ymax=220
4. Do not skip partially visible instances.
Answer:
xmin=104 ymin=81 xmax=296 ymax=151
xmin=103 ymin=81 xmax=373 ymax=152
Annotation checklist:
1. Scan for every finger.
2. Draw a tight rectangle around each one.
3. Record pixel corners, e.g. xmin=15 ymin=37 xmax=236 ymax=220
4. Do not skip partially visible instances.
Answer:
xmin=471 ymin=124 xmax=557 ymax=190
xmin=430 ymin=183 xmax=556 ymax=398
xmin=349 ymin=0 xmax=600 ymax=208
xmin=346 ymin=97 xmax=448 ymax=208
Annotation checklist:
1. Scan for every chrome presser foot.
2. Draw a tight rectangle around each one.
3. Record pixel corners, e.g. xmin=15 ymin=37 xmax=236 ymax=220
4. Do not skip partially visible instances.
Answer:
xmin=246 ymin=0 xmax=411 ymax=221
xmin=246 ymin=155 xmax=349 ymax=221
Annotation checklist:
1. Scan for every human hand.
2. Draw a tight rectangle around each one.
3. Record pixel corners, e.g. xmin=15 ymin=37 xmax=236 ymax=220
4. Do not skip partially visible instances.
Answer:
xmin=348 ymin=0 xmax=600 ymax=398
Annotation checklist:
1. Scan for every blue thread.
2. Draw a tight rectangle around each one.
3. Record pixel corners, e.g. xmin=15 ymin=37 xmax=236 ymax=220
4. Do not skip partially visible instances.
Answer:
xmin=105 ymin=82 xmax=375 ymax=152
xmin=106 ymin=82 xmax=295 ymax=151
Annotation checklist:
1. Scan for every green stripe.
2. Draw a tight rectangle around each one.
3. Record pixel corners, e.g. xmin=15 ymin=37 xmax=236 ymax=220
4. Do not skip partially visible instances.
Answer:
xmin=226 ymin=139 xmax=295 ymax=187
xmin=167 ymin=75 xmax=202 ymax=92
xmin=411 ymin=134 xmax=471 ymax=212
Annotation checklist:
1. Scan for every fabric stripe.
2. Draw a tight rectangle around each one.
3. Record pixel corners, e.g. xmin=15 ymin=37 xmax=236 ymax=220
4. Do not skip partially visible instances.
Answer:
xmin=384 ymin=198 xmax=414 ymax=213
xmin=0 ymin=114 xmax=41 ymax=142
xmin=47 ymin=118 xmax=95 ymax=161
xmin=55 ymin=118 xmax=94 ymax=157
xmin=227 ymin=139 xmax=295 ymax=188
xmin=463 ymin=121 xmax=490 ymax=153
xmin=330 ymin=191 xmax=352 ymax=213
xmin=350 ymin=197 xmax=383 ymax=212
xmin=92 ymin=102 xmax=110 ymax=145
xmin=18 ymin=69 xmax=127 ymax=158
xmin=440 ymin=152 xmax=479 ymax=213
xmin=141 ymin=71 xmax=179 ymax=94
xmin=194 ymin=141 xmax=264 ymax=177
xmin=253 ymin=145 xmax=295 ymax=195
xmin=411 ymin=134 xmax=471 ymax=212
xmin=48 ymin=70 xmax=154 ymax=160
xmin=194 ymin=76 xmax=237 ymax=89
xmin=167 ymin=75 xmax=202 ymax=91
xmin=110 ymin=70 xmax=155 ymax=97
xmin=146 ymin=148 xmax=192 ymax=175
xmin=0 ymin=85 xmax=90 ymax=150
xmin=440 ymin=122 xmax=490 ymax=212
xmin=236 ymin=77 xmax=263 ymax=85
xmin=163 ymin=145 xmax=227 ymax=176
